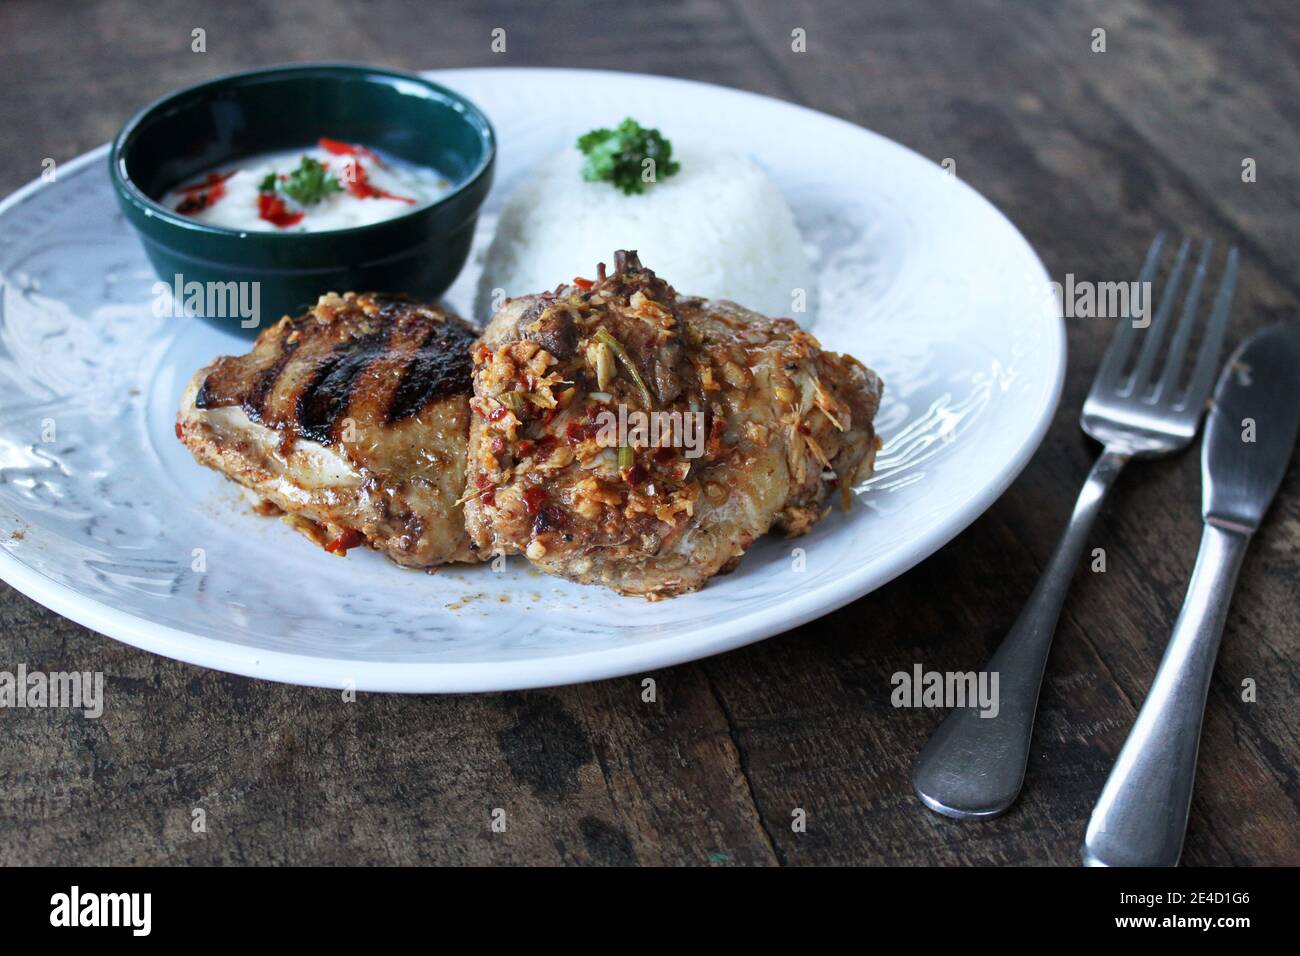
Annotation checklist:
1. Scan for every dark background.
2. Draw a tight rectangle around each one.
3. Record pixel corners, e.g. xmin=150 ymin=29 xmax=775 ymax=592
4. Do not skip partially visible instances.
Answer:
xmin=0 ymin=0 xmax=1296 ymax=865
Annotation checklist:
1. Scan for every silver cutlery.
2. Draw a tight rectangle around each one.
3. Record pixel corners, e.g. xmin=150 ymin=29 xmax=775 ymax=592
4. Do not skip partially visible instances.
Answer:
xmin=1082 ymin=320 xmax=1300 ymax=866
xmin=912 ymin=233 xmax=1238 ymax=819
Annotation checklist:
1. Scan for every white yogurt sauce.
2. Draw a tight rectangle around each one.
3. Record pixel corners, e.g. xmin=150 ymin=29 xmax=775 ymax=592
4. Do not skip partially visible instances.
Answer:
xmin=161 ymin=139 xmax=453 ymax=233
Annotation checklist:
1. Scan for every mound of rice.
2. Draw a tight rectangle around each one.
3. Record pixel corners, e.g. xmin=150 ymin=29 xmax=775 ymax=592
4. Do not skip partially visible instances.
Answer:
xmin=477 ymin=142 xmax=815 ymax=321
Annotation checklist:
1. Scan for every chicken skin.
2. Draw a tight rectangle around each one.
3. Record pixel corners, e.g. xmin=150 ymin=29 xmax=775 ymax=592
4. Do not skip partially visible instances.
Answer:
xmin=177 ymin=291 xmax=482 ymax=567
xmin=463 ymin=251 xmax=882 ymax=598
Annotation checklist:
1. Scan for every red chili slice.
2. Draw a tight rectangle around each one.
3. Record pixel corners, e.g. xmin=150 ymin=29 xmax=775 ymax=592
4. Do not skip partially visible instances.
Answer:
xmin=176 ymin=170 xmax=236 ymax=194
xmin=318 ymin=137 xmax=380 ymax=162
xmin=257 ymin=192 xmax=304 ymax=228
xmin=174 ymin=170 xmax=235 ymax=214
xmin=318 ymin=137 xmax=357 ymax=155
xmin=344 ymin=158 xmax=416 ymax=204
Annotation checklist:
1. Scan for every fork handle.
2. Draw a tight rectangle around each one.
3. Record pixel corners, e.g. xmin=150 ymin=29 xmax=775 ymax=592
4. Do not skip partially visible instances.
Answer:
xmin=912 ymin=448 xmax=1129 ymax=818
xmin=1082 ymin=522 xmax=1249 ymax=866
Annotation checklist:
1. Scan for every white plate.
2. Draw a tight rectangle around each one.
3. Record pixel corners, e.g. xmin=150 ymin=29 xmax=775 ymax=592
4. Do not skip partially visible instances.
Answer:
xmin=0 ymin=68 xmax=1064 ymax=692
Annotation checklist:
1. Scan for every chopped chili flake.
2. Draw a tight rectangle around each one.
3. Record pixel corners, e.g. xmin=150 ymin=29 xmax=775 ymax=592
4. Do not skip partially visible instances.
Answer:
xmin=324 ymin=528 xmax=365 ymax=554
xmin=534 ymin=505 xmax=568 ymax=535
xmin=522 ymin=486 xmax=547 ymax=516
xmin=565 ymin=420 xmax=596 ymax=445
xmin=475 ymin=473 xmax=496 ymax=507
xmin=572 ymin=276 xmax=594 ymax=290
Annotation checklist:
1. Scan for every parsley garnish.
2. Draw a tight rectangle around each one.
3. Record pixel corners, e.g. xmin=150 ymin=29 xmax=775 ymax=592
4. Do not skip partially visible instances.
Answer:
xmin=577 ymin=118 xmax=680 ymax=195
xmin=258 ymin=157 xmax=342 ymax=206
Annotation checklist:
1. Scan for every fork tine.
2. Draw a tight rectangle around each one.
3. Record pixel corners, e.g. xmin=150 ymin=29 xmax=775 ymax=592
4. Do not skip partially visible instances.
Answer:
xmin=1180 ymin=247 xmax=1238 ymax=410
xmin=1127 ymin=235 xmax=1192 ymax=393
xmin=1094 ymin=232 xmax=1166 ymax=389
xmin=1151 ymin=240 xmax=1213 ymax=403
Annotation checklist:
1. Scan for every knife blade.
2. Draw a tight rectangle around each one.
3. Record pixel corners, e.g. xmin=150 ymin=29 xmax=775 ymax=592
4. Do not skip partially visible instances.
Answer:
xmin=1202 ymin=320 xmax=1300 ymax=530
xmin=1083 ymin=320 xmax=1300 ymax=867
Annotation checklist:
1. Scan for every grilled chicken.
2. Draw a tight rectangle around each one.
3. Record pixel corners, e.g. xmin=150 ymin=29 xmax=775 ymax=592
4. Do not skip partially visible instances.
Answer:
xmin=463 ymin=251 xmax=882 ymax=598
xmin=177 ymin=292 xmax=482 ymax=567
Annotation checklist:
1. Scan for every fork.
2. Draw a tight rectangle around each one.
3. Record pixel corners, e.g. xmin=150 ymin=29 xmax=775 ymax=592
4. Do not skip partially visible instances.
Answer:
xmin=911 ymin=233 xmax=1239 ymax=819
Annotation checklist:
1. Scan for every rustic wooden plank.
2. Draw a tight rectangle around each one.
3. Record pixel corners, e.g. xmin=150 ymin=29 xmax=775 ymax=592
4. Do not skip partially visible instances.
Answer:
xmin=717 ymin=0 xmax=1300 ymax=865
xmin=0 ymin=0 xmax=784 ymax=866
xmin=0 ymin=595 xmax=779 ymax=864
xmin=1010 ymin=0 xmax=1300 ymax=288
xmin=0 ymin=0 xmax=1296 ymax=866
xmin=0 ymin=0 xmax=797 ymax=200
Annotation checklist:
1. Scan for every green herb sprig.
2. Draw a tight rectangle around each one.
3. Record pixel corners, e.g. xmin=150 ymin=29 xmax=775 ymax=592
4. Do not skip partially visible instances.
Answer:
xmin=577 ymin=118 xmax=680 ymax=195
xmin=258 ymin=157 xmax=343 ymax=207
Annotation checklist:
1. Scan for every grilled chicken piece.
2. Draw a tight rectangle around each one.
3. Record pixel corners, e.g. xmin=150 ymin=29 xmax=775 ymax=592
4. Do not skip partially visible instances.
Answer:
xmin=177 ymin=291 xmax=482 ymax=567
xmin=464 ymin=251 xmax=882 ymax=598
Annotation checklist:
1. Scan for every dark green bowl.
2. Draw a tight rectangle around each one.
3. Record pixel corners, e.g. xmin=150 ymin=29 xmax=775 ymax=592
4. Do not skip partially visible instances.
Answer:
xmin=110 ymin=63 xmax=494 ymax=335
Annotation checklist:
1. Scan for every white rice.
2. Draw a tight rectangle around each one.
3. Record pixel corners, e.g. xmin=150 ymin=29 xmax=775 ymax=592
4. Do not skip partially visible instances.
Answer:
xmin=477 ymin=141 xmax=815 ymax=321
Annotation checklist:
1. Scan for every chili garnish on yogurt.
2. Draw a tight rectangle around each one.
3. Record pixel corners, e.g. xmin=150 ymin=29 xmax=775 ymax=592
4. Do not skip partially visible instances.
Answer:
xmin=161 ymin=138 xmax=452 ymax=233
xmin=172 ymin=170 xmax=236 ymax=215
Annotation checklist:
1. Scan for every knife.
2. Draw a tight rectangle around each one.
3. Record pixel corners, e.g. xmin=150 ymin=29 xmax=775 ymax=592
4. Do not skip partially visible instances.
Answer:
xmin=1082 ymin=320 xmax=1300 ymax=867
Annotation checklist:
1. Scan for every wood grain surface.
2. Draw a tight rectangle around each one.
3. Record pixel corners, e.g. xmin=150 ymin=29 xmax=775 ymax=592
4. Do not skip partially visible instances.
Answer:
xmin=0 ymin=0 xmax=1296 ymax=866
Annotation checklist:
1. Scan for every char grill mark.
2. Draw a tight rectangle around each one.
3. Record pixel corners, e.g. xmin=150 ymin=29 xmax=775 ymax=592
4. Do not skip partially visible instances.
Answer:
xmin=386 ymin=320 xmax=476 ymax=423
xmin=295 ymin=326 xmax=392 ymax=444
xmin=194 ymin=336 xmax=300 ymax=419
xmin=190 ymin=293 xmax=476 ymax=444
xmin=242 ymin=339 xmax=301 ymax=423
xmin=177 ymin=291 xmax=482 ymax=568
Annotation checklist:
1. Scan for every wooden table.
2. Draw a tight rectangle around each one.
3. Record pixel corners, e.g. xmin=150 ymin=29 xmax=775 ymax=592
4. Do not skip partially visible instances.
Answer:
xmin=1 ymin=0 xmax=1296 ymax=866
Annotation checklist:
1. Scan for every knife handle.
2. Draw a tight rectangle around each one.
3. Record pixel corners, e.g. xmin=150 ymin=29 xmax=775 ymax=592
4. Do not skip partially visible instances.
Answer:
xmin=1082 ymin=522 xmax=1249 ymax=867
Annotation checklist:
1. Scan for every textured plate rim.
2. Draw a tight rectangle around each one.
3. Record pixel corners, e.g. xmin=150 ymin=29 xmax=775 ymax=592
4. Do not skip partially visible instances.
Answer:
xmin=0 ymin=68 xmax=1066 ymax=692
